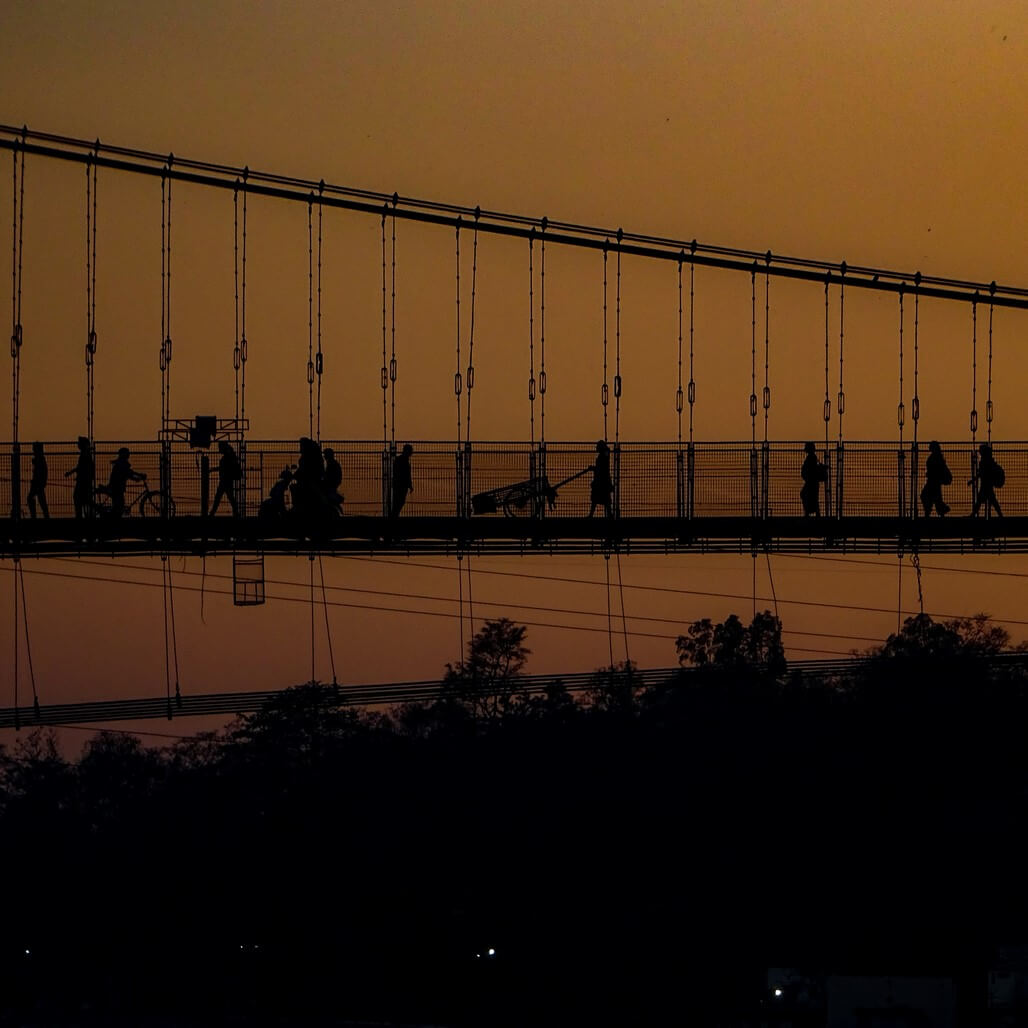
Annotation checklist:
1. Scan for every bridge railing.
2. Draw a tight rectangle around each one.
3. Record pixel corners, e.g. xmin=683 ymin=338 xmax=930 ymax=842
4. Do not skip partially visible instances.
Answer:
xmin=2 ymin=440 xmax=1025 ymax=521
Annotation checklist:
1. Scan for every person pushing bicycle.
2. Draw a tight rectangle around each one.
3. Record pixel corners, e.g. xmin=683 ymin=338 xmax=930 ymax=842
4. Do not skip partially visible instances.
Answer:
xmin=97 ymin=446 xmax=146 ymax=517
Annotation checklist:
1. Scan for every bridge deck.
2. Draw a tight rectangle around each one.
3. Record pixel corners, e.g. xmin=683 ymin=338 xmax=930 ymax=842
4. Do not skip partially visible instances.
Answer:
xmin=2 ymin=439 xmax=1024 ymax=556
xmin=3 ymin=515 xmax=1026 ymax=557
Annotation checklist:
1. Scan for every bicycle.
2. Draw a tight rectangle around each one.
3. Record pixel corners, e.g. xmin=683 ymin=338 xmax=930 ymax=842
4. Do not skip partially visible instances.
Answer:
xmin=94 ymin=475 xmax=176 ymax=518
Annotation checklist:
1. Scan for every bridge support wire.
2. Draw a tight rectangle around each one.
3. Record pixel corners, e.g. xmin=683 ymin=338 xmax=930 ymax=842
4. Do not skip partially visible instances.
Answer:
xmin=160 ymin=554 xmax=181 ymax=718
xmin=318 ymin=555 xmax=337 ymax=686
xmin=616 ymin=550 xmax=631 ymax=670
xmin=604 ymin=554 xmax=614 ymax=670
xmin=11 ymin=558 xmax=40 ymax=728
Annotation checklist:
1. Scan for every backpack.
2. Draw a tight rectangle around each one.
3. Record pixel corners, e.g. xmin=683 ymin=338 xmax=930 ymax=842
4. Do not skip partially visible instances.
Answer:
xmin=994 ymin=462 xmax=1005 ymax=488
xmin=941 ymin=465 xmax=952 ymax=486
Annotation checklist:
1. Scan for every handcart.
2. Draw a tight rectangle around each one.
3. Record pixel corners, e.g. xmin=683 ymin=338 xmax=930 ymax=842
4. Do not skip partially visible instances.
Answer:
xmin=471 ymin=467 xmax=591 ymax=517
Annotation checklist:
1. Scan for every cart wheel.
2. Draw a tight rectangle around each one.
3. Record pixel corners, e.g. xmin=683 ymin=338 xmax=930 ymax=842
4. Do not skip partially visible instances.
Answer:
xmin=502 ymin=493 xmax=532 ymax=518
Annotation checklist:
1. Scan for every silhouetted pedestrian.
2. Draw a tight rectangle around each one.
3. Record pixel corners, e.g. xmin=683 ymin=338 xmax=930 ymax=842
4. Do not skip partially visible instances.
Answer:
xmin=588 ymin=440 xmax=614 ymax=518
xmin=972 ymin=442 xmax=1004 ymax=518
xmin=323 ymin=447 xmax=344 ymax=511
xmin=65 ymin=436 xmax=95 ymax=519
xmin=800 ymin=442 xmax=827 ymax=517
xmin=26 ymin=441 xmax=49 ymax=518
xmin=920 ymin=440 xmax=951 ymax=517
xmin=291 ymin=437 xmax=327 ymax=516
xmin=210 ymin=440 xmax=242 ymax=517
xmin=98 ymin=447 xmax=145 ymax=518
xmin=260 ymin=466 xmax=294 ymax=519
xmin=390 ymin=443 xmax=413 ymax=517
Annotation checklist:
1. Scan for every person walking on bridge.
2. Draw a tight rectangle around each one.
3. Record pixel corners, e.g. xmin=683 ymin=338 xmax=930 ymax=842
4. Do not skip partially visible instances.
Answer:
xmin=800 ymin=442 xmax=827 ymax=517
xmin=65 ymin=436 xmax=95 ymax=519
xmin=588 ymin=440 xmax=614 ymax=518
xmin=26 ymin=441 xmax=49 ymax=518
xmin=390 ymin=443 xmax=414 ymax=518
xmin=920 ymin=440 xmax=951 ymax=517
xmin=971 ymin=442 xmax=1004 ymax=518
xmin=210 ymin=440 xmax=242 ymax=517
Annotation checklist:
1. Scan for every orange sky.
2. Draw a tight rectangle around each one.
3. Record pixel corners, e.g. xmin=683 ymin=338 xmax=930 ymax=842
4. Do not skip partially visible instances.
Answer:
xmin=2 ymin=1 xmax=1028 ymax=744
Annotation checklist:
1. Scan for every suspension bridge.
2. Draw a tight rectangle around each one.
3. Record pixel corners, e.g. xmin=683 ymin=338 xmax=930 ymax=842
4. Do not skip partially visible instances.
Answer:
xmin=3 ymin=124 xmax=1028 ymax=726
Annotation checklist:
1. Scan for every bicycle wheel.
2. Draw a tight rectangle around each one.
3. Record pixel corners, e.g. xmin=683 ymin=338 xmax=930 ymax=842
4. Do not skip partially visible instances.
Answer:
xmin=141 ymin=492 xmax=175 ymax=518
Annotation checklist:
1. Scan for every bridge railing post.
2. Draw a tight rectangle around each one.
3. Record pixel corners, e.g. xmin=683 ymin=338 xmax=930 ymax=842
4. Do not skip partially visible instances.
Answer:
xmin=969 ymin=446 xmax=980 ymax=517
xmin=199 ymin=452 xmax=210 ymax=516
xmin=909 ymin=441 xmax=919 ymax=519
xmin=612 ymin=442 xmax=620 ymax=519
xmin=455 ymin=445 xmax=462 ymax=518
xmin=381 ymin=445 xmax=393 ymax=517
xmin=463 ymin=441 xmax=472 ymax=519
xmin=686 ymin=442 xmax=695 ymax=519
xmin=10 ymin=442 xmax=20 ymax=519
xmin=675 ymin=448 xmax=685 ymax=519
xmin=897 ymin=448 xmax=906 ymax=518
xmin=160 ymin=441 xmax=172 ymax=519
xmin=536 ymin=443 xmax=548 ymax=518
xmin=822 ymin=446 xmax=833 ymax=518
xmin=835 ymin=443 xmax=844 ymax=518
xmin=749 ymin=446 xmax=758 ymax=519
xmin=761 ymin=441 xmax=770 ymax=518
xmin=237 ymin=440 xmax=247 ymax=518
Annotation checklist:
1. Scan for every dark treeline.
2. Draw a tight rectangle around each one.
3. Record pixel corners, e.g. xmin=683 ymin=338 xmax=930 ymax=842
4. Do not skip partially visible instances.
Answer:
xmin=2 ymin=613 xmax=1028 ymax=1026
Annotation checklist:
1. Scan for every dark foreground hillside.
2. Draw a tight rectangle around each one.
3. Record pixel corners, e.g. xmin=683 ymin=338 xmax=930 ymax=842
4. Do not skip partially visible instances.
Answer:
xmin=3 ymin=614 xmax=1028 ymax=1026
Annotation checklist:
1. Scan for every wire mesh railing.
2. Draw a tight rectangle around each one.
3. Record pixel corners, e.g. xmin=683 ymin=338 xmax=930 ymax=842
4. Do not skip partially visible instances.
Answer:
xmin=2 ymin=439 xmax=1026 ymax=522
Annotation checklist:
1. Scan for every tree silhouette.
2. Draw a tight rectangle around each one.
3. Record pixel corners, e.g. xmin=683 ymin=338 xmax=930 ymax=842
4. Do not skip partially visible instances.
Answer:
xmin=442 ymin=617 xmax=530 ymax=720
xmin=872 ymin=612 xmax=1017 ymax=660
xmin=675 ymin=610 xmax=785 ymax=674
